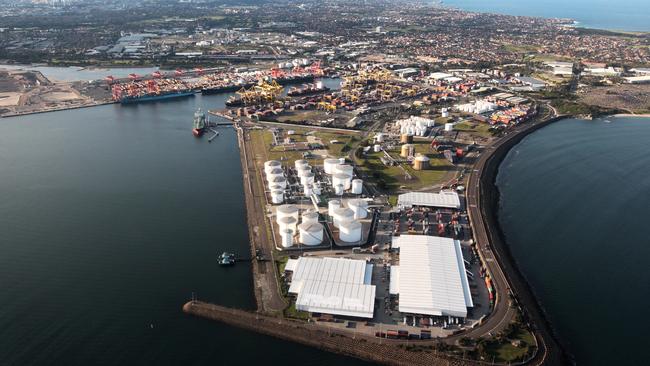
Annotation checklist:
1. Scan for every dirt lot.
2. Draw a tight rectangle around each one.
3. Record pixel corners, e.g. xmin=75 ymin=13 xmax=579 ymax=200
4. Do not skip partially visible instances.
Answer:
xmin=579 ymin=84 xmax=650 ymax=113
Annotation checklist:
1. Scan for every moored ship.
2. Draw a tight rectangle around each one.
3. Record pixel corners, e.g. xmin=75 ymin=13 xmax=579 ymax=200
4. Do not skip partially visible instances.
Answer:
xmin=192 ymin=108 xmax=207 ymax=137
xmin=287 ymin=81 xmax=330 ymax=97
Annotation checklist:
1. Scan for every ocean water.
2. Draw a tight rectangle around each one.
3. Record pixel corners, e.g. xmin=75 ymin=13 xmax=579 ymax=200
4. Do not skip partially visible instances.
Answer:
xmin=444 ymin=0 xmax=650 ymax=32
xmin=496 ymin=117 xmax=650 ymax=365
xmin=0 ymin=94 xmax=367 ymax=365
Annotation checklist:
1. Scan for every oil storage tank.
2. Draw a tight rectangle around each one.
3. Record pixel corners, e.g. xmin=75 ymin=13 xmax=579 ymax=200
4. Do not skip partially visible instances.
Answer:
xmin=271 ymin=189 xmax=284 ymax=204
xmin=301 ymin=210 xmax=319 ymax=225
xmin=276 ymin=204 xmax=299 ymax=221
xmin=347 ymin=199 xmax=368 ymax=220
xmin=332 ymin=173 xmax=352 ymax=190
xmin=332 ymin=207 xmax=354 ymax=228
xmin=277 ymin=216 xmax=298 ymax=232
xmin=280 ymin=228 xmax=294 ymax=248
xmin=298 ymin=222 xmax=323 ymax=246
xmin=413 ymin=154 xmax=430 ymax=170
xmin=264 ymin=160 xmax=281 ymax=175
xmin=339 ymin=221 xmax=362 ymax=243
xmin=323 ymin=158 xmax=340 ymax=174
xmin=328 ymin=199 xmax=340 ymax=216
xmin=351 ymin=179 xmax=363 ymax=195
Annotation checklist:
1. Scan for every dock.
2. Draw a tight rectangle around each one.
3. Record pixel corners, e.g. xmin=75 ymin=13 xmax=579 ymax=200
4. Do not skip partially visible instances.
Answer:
xmin=182 ymin=301 xmax=466 ymax=366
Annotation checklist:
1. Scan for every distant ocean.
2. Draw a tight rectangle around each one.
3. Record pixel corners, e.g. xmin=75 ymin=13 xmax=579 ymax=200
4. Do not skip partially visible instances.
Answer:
xmin=443 ymin=0 xmax=650 ymax=32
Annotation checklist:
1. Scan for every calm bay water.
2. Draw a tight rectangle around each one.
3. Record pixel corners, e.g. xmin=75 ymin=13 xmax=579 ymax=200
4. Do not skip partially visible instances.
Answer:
xmin=0 ymin=93 xmax=364 ymax=365
xmin=496 ymin=117 xmax=650 ymax=365
xmin=444 ymin=0 xmax=650 ymax=32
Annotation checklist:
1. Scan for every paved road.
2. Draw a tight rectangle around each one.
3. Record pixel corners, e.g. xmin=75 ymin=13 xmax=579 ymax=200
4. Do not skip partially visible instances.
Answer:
xmin=464 ymin=105 xmax=568 ymax=364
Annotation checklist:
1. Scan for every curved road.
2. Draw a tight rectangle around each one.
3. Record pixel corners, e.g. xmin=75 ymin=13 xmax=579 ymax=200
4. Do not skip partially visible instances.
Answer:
xmin=465 ymin=105 xmax=569 ymax=365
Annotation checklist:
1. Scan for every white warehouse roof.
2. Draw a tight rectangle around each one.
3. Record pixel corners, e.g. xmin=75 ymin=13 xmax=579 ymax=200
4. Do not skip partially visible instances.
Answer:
xmin=286 ymin=257 xmax=375 ymax=318
xmin=391 ymin=235 xmax=473 ymax=318
xmin=397 ymin=191 xmax=461 ymax=209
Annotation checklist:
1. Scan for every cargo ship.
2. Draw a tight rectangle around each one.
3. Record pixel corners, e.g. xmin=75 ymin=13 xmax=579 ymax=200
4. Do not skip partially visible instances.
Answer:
xmin=192 ymin=108 xmax=207 ymax=137
xmin=119 ymin=91 xmax=195 ymax=104
xmin=225 ymin=96 xmax=244 ymax=107
xmin=276 ymin=74 xmax=314 ymax=85
xmin=201 ymin=82 xmax=255 ymax=95
xmin=287 ymin=81 xmax=330 ymax=97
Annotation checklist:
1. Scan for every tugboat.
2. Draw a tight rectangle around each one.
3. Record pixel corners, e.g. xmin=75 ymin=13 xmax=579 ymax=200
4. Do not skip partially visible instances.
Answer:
xmin=225 ymin=95 xmax=244 ymax=107
xmin=218 ymin=252 xmax=236 ymax=266
xmin=192 ymin=108 xmax=207 ymax=137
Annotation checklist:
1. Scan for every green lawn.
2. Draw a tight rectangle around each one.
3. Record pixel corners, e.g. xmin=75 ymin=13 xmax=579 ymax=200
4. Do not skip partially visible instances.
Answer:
xmin=454 ymin=121 xmax=493 ymax=137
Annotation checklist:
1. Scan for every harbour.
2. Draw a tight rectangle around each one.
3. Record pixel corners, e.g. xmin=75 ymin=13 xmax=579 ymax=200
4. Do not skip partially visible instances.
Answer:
xmin=0 ymin=95 xmax=367 ymax=366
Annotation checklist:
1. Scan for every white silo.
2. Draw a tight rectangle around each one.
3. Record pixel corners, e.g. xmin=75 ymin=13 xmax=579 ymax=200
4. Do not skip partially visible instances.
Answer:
xmin=338 ymin=157 xmax=346 ymax=164
xmin=332 ymin=173 xmax=352 ymax=190
xmin=266 ymin=168 xmax=284 ymax=181
xmin=299 ymin=222 xmax=323 ymax=246
xmin=323 ymin=158 xmax=340 ymax=174
xmin=351 ymin=179 xmax=363 ymax=195
xmin=335 ymin=164 xmax=354 ymax=177
xmin=271 ymin=189 xmax=284 ymax=204
xmin=270 ymin=176 xmax=287 ymax=189
xmin=328 ymin=199 xmax=340 ymax=216
xmin=303 ymin=183 xmax=312 ymax=196
xmin=442 ymin=110 xmax=449 ymax=118
xmin=445 ymin=123 xmax=454 ymax=132
xmin=276 ymin=204 xmax=300 ymax=222
xmin=373 ymin=144 xmax=381 ymax=153
xmin=347 ymin=199 xmax=368 ymax=220
xmin=339 ymin=221 xmax=362 ymax=243
xmin=302 ymin=210 xmax=319 ymax=225
xmin=332 ymin=207 xmax=354 ymax=228
xmin=294 ymin=159 xmax=309 ymax=170
xmin=280 ymin=228 xmax=294 ymax=248
xmin=297 ymin=165 xmax=311 ymax=177
xmin=300 ymin=172 xmax=315 ymax=186
xmin=334 ymin=184 xmax=344 ymax=196
xmin=264 ymin=160 xmax=281 ymax=175
xmin=375 ymin=133 xmax=384 ymax=142
xmin=277 ymin=216 xmax=298 ymax=232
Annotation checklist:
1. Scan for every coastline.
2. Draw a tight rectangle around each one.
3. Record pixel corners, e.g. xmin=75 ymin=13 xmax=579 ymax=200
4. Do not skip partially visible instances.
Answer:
xmin=471 ymin=114 xmax=573 ymax=364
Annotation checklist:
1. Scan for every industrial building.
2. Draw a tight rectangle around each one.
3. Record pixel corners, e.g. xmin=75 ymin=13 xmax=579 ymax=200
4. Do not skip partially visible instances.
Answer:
xmin=397 ymin=191 xmax=461 ymax=210
xmin=389 ymin=235 xmax=473 ymax=318
xmin=285 ymin=257 xmax=376 ymax=318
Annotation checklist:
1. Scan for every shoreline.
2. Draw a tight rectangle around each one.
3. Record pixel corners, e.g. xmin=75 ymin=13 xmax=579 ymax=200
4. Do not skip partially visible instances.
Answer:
xmin=471 ymin=114 xmax=574 ymax=364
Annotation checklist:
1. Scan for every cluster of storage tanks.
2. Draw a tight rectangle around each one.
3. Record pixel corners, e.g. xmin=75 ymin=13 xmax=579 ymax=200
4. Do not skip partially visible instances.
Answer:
xmin=264 ymin=160 xmax=287 ymax=204
xmin=323 ymin=158 xmax=363 ymax=196
xmin=327 ymin=198 xmax=368 ymax=243
xmin=276 ymin=204 xmax=324 ymax=248
xmin=277 ymin=58 xmax=310 ymax=69
xmin=396 ymin=116 xmax=435 ymax=137
xmin=455 ymin=100 xmax=497 ymax=114
xmin=294 ymin=159 xmax=320 ymax=197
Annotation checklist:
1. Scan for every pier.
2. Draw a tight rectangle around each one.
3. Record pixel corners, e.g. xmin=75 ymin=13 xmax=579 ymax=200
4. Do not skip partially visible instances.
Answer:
xmin=182 ymin=301 xmax=467 ymax=366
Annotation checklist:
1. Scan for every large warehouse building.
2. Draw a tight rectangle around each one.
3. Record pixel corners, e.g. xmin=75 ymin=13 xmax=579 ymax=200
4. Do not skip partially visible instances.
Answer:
xmin=390 ymin=235 xmax=473 ymax=318
xmin=396 ymin=191 xmax=461 ymax=209
xmin=285 ymin=257 xmax=376 ymax=318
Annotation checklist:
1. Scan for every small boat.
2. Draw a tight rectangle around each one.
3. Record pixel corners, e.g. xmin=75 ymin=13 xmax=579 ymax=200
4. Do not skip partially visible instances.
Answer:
xmin=218 ymin=252 xmax=236 ymax=266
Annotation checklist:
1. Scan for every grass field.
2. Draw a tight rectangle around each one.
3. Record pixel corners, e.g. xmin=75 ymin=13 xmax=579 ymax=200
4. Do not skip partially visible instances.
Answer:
xmin=453 ymin=121 xmax=493 ymax=137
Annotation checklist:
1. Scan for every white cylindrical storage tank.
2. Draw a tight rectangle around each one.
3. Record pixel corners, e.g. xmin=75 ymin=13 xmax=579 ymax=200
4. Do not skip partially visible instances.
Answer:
xmin=280 ymin=228 xmax=294 ymax=248
xmin=266 ymin=168 xmax=284 ymax=181
xmin=347 ymin=199 xmax=368 ymax=219
xmin=294 ymin=159 xmax=309 ymax=170
xmin=269 ymin=184 xmax=283 ymax=191
xmin=302 ymin=210 xmax=319 ymax=225
xmin=334 ymin=184 xmax=344 ymax=196
xmin=351 ymin=179 xmax=363 ymax=194
xmin=332 ymin=173 xmax=351 ymax=190
xmin=335 ymin=164 xmax=354 ymax=177
xmin=445 ymin=123 xmax=454 ymax=132
xmin=264 ymin=160 xmax=281 ymax=175
xmin=373 ymin=144 xmax=381 ymax=153
xmin=323 ymin=158 xmax=339 ymax=174
xmin=277 ymin=216 xmax=298 ymax=232
xmin=300 ymin=172 xmax=315 ymax=186
xmin=338 ymin=157 xmax=346 ymax=164
xmin=328 ymin=199 xmax=340 ymax=216
xmin=312 ymin=185 xmax=321 ymax=195
xmin=270 ymin=176 xmax=287 ymax=189
xmin=303 ymin=184 xmax=312 ymax=196
xmin=297 ymin=165 xmax=311 ymax=177
xmin=375 ymin=133 xmax=384 ymax=142
xmin=299 ymin=222 xmax=323 ymax=246
xmin=271 ymin=189 xmax=284 ymax=204
xmin=339 ymin=221 xmax=362 ymax=243
xmin=332 ymin=207 xmax=354 ymax=228
xmin=276 ymin=204 xmax=299 ymax=222
xmin=441 ymin=110 xmax=449 ymax=118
